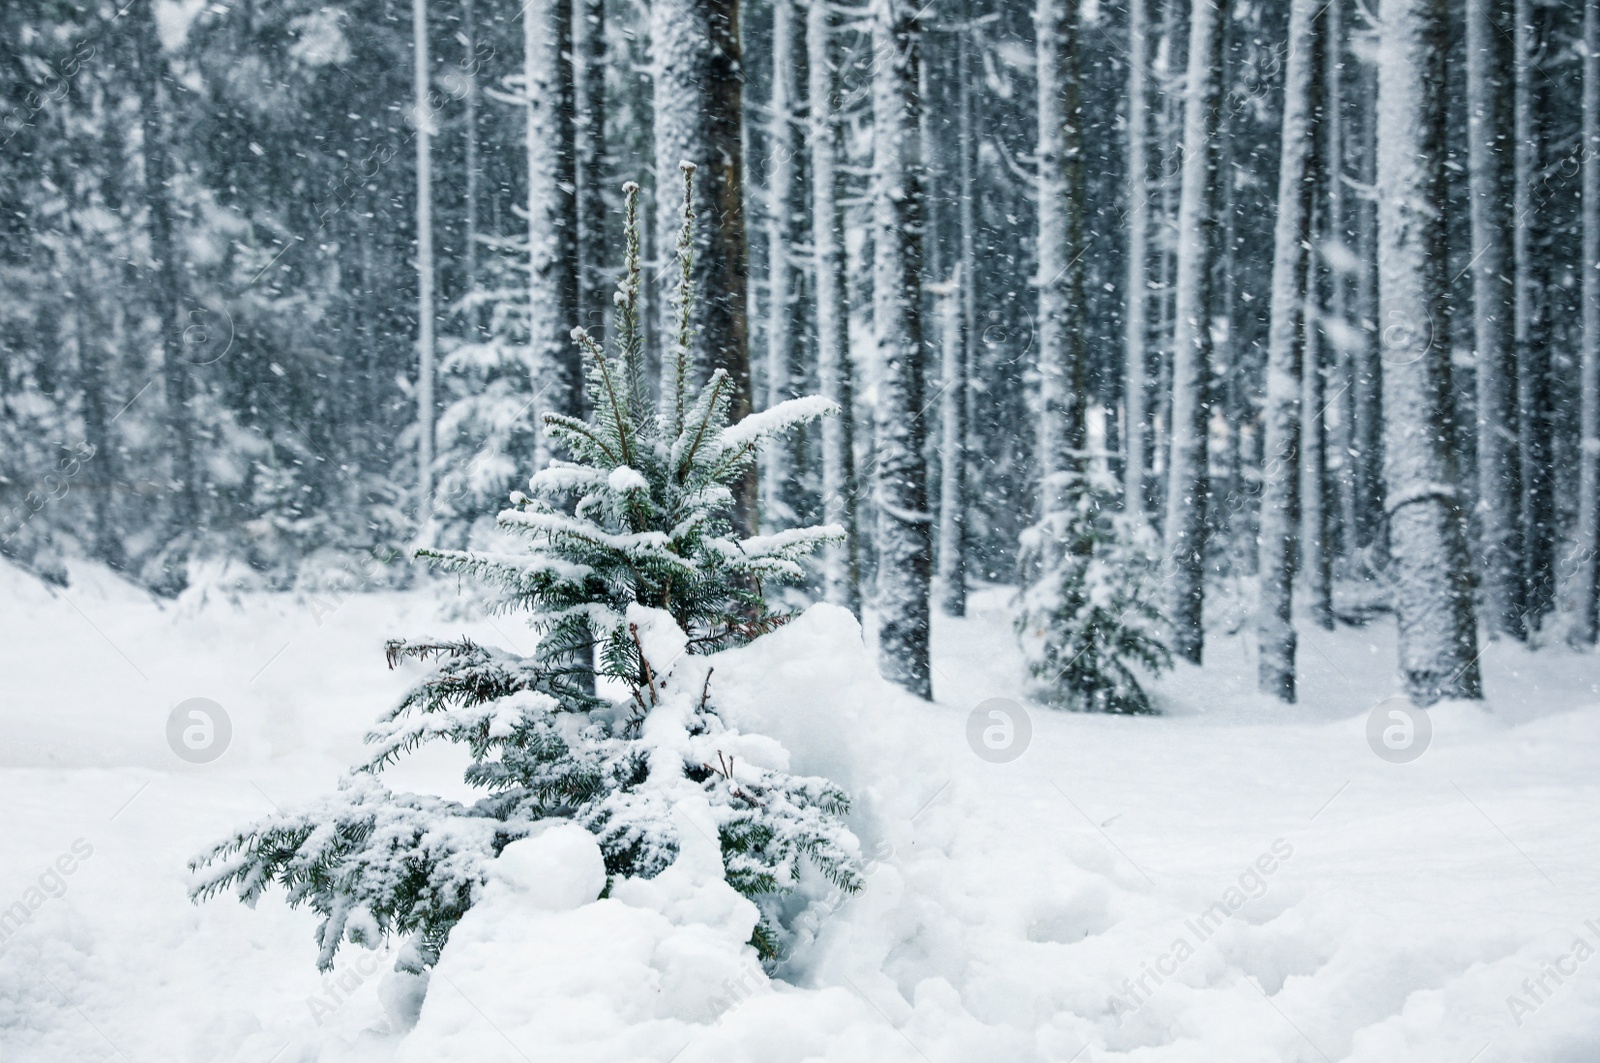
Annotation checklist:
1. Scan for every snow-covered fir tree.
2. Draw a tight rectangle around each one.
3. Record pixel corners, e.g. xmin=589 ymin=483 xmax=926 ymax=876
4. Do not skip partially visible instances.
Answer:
xmin=1016 ymin=469 xmax=1171 ymax=715
xmin=189 ymin=172 xmax=860 ymax=969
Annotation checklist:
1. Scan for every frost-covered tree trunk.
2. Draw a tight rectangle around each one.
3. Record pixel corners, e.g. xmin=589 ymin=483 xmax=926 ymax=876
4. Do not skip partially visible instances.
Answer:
xmin=70 ymin=259 xmax=122 ymax=568
xmin=1256 ymin=0 xmax=1320 ymax=701
xmin=1035 ymin=0 xmax=1086 ymax=526
xmin=412 ymin=0 xmax=437 ymax=531
xmin=1123 ymin=0 xmax=1150 ymax=519
xmin=652 ymin=0 xmax=754 ymax=534
xmin=1302 ymin=291 xmax=1334 ymax=631
xmin=1351 ymin=60 xmax=1387 ymax=566
xmin=1466 ymin=0 xmax=1524 ymax=639
xmin=134 ymin=0 xmax=197 ymax=536
xmin=1150 ymin=0 xmax=1183 ymax=525
xmin=1163 ymin=0 xmax=1225 ymax=665
xmin=1327 ymin=0 xmax=1358 ymax=576
xmin=1513 ymin=0 xmax=1554 ymax=629
xmin=526 ymin=0 xmax=578 ymax=459
xmin=574 ymin=0 xmax=608 ymax=344
xmin=1577 ymin=0 xmax=1600 ymax=646
xmin=463 ymin=0 xmax=480 ymax=333
xmin=808 ymin=0 xmax=861 ymax=613
xmin=763 ymin=0 xmax=800 ymax=530
xmin=871 ymin=0 xmax=932 ymax=698
xmin=1375 ymin=0 xmax=1482 ymax=703
xmin=936 ymin=270 xmax=967 ymax=616
xmin=935 ymin=9 xmax=974 ymax=618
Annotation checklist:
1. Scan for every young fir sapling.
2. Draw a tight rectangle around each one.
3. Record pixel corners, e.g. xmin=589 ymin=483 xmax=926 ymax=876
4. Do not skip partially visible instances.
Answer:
xmin=1016 ymin=467 xmax=1171 ymax=714
xmin=189 ymin=166 xmax=862 ymax=969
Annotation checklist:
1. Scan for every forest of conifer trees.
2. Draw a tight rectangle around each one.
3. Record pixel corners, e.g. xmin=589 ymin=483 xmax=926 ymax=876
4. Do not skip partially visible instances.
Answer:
xmin=4 ymin=0 xmax=1599 ymax=702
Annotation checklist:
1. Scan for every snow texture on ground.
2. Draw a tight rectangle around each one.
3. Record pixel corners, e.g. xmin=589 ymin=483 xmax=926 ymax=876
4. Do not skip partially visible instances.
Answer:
xmin=1 ymin=561 xmax=1597 ymax=1061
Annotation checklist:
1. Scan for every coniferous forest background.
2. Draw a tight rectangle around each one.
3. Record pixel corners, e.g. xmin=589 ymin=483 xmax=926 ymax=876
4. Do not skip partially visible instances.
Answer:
xmin=5 ymin=0 xmax=1600 ymax=704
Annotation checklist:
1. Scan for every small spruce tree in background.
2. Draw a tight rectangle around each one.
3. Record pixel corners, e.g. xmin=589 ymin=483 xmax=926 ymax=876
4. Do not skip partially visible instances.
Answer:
xmin=190 ymin=167 xmax=861 ymax=970
xmin=1016 ymin=468 xmax=1171 ymax=714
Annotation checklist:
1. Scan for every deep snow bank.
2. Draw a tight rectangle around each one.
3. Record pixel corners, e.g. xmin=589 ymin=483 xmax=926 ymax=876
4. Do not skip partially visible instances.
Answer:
xmin=396 ymin=603 xmax=1012 ymax=1063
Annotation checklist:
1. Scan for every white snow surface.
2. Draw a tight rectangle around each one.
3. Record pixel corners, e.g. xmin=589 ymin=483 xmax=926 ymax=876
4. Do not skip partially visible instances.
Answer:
xmin=2 ymin=561 xmax=1598 ymax=1061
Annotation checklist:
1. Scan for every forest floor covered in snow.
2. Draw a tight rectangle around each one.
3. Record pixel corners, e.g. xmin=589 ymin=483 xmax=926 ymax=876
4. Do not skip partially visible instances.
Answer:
xmin=1 ymin=559 xmax=1597 ymax=1062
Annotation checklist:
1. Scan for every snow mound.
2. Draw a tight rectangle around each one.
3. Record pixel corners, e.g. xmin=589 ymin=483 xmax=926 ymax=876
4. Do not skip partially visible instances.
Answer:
xmin=396 ymin=603 xmax=1010 ymax=1062
xmin=398 ymin=803 xmax=764 ymax=1063
xmin=488 ymin=823 xmax=607 ymax=910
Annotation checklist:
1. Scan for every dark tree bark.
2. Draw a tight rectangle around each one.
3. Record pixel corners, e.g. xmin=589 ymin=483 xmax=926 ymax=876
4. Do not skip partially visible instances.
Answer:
xmin=1375 ymin=0 xmax=1483 ymax=703
xmin=574 ymin=0 xmax=608 ymax=348
xmin=1577 ymin=0 xmax=1600 ymax=645
xmin=1513 ymin=0 xmax=1554 ymax=630
xmin=1466 ymin=0 xmax=1524 ymax=639
xmin=871 ymin=0 xmax=932 ymax=698
xmin=1257 ymin=0 xmax=1322 ymax=701
xmin=1164 ymin=0 xmax=1226 ymax=665
xmin=653 ymin=0 xmax=753 ymax=534
xmin=133 ymin=0 xmax=197 ymax=538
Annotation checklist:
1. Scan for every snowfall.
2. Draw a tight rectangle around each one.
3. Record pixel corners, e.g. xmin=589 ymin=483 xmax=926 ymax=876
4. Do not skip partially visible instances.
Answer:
xmin=1 ymin=558 xmax=1597 ymax=1063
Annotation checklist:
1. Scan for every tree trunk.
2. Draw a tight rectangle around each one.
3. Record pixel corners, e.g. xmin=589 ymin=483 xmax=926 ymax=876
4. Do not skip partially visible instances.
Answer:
xmin=463 ymin=0 xmax=480 ymax=335
xmin=937 ymin=270 xmax=967 ymax=615
xmin=1123 ymin=0 xmax=1150 ymax=520
xmin=70 ymin=255 xmax=121 ymax=569
xmin=1466 ymin=0 xmax=1524 ymax=638
xmin=1256 ymin=0 xmax=1320 ymax=701
xmin=764 ymin=0 xmax=800 ymax=530
xmin=937 ymin=0 xmax=977 ymax=617
xmin=808 ymin=0 xmax=862 ymax=614
xmin=1327 ymin=0 xmax=1356 ymax=571
xmin=133 ymin=0 xmax=197 ymax=539
xmin=1576 ymin=0 xmax=1600 ymax=645
xmin=1164 ymin=0 xmax=1225 ymax=665
xmin=414 ymin=0 xmax=437 ymax=533
xmin=1303 ymin=285 xmax=1334 ymax=630
xmin=575 ymin=0 xmax=608 ymax=346
xmin=871 ymin=0 xmax=932 ymax=698
xmin=652 ymin=0 xmax=753 ymax=534
xmin=1375 ymin=0 xmax=1483 ymax=704
xmin=1035 ymin=0 xmax=1086 ymax=526
xmin=1513 ymin=0 xmax=1554 ymax=630
xmin=1351 ymin=56 xmax=1387 ymax=568
xmin=526 ymin=0 xmax=578 ymax=461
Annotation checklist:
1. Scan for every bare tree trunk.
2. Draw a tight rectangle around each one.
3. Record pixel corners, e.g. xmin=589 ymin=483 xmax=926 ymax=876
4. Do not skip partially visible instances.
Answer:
xmin=463 ymin=0 xmax=480 ymax=336
xmin=1376 ymin=0 xmax=1483 ymax=703
xmin=1328 ymin=0 xmax=1358 ymax=570
xmin=70 ymin=250 xmax=121 ymax=568
xmin=1466 ymin=0 xmax=1524 ymax=638
xmin=1513 ymin=0 xmax=1554 ymax=630
xmin=938 ymin=0 xmax=978 ymax=617
xmin=1164 ymin=0 xmax=1225 ymax=665
xmin=1303 ymin=282 xmax=1334 ymax=630
xmin=574 ymin=0 xmax=608 ymax=346
xmin=936 ymin=275 xmax=967 ymax=609
xmin=1576 ymin=0 xmax=1600 ymax=645
xmin=1124 ymin=0 xmax=1150 ymax=519
xmin=133 ymin=0 xmax=197 ymax=539
xmin=763 ymin=0 xmax=800 ymax=530
xmin=1352 ymin=56 xmax=1387 ymax=568
xmin=935 ymin=273 xmax=970 ymax=614
xmin=871 ymin=0 xmax=932 ymax=698
xmin=410 ymin=0 xmax=437 ymax=534
xmin=1151 ymin=0 xmax=1183 ymax=530
xmin=1257 ymin=0 xmax=1321 ymax=701
xmin=526 ymin=0 xmax=578 ymax=461
xmin=808 ymin=0 xmax=861 ymax=613
xmin=653 ymin=0 xmax=753 ymax=534
xmin=1035 ymin=0 xmax=1086 ymax=525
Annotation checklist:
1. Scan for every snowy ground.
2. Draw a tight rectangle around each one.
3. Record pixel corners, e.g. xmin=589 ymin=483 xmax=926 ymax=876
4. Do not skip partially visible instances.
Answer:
xmin=2 ymin=560 xmax=1598 ymax=1062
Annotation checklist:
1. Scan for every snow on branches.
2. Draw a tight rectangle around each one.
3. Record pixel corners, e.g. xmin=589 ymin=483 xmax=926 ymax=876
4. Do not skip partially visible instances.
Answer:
xmin=189 ymin=173 xmax=858 ymax=973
